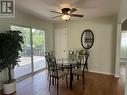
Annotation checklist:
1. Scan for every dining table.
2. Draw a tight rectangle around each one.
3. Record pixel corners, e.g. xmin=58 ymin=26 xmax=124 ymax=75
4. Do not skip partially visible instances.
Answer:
xmin=56 ymin=58 xmax=78 ymax=90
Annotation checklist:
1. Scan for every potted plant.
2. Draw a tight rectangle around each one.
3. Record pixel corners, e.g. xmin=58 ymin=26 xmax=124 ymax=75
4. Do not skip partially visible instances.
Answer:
xmin=0 ymin=30 xmax=24 ymax=94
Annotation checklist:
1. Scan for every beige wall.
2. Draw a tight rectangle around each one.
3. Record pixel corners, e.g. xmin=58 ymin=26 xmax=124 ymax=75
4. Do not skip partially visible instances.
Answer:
xmin=55 ymin=16 xmax=117 ymax=75
xmin=0 ymin=9 xmax=54 ymax=90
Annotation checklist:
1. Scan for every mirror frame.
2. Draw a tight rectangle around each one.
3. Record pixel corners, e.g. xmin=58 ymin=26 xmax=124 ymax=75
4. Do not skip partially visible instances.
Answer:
xmin=81 ymin=29 xmax=94 ymax=49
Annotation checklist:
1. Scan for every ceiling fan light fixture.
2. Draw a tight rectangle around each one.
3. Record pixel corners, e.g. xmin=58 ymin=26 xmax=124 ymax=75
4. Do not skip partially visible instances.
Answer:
xmin=51 ymin=7 xmax=84 ymax=21
xmin=62 ymin=14 xmax=70 ymax=21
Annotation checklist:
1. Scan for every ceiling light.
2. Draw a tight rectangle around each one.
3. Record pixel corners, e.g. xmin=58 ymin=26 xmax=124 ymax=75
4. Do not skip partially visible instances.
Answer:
xmin=62 ymin=14 xmax=70 ymax=21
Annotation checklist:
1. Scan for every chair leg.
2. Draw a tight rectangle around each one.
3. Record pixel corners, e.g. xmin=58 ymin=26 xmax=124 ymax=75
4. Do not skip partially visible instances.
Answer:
xmin=82 ymin=76 xmax=85 ymax=89
xmin=68 ymin=68 xmax=69 ymax=72
xmin=72 ymin=74 xmax=73 ymax=81
xmin=77 ymin=75 xmax=79 ymax=80
xmin=57 ymin=79 xmax=59 ymax=95
xmin=49 ymin=76 xmax=51 ymax=91
xmin=66 ymin=75 xmax=68 ymax=88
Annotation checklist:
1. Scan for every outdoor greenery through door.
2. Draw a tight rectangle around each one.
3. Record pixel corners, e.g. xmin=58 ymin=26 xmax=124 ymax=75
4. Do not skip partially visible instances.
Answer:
xmin=11 ymin=25 xmax=46 ymax=79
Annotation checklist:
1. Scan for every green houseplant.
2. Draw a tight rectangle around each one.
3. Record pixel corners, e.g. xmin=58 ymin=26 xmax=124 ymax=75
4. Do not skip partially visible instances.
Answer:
xmin=0 ymin=30 xmax=24 ymax=94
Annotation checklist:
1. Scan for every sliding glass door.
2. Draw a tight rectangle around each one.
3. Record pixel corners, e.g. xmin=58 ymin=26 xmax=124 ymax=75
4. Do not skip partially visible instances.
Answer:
xmin=11 ymin=25 xmax=46 ymax=79
xmin=11 ymin=26 xmax=32 ymax=78
xmin=121 ymin=32 xmax=127 ymax=57
xmin=32 ymin=28 xmax=45 ymax=71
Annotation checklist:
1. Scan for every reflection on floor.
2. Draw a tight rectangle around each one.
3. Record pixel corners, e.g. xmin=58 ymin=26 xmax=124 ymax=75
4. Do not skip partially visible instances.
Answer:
xmin=0 ymin=69 xmax=125 ymax=95
xmin=120 ymin=63 xmax=126 ymax=82
xmin=1 ymin=70 xmax=122 ymax=95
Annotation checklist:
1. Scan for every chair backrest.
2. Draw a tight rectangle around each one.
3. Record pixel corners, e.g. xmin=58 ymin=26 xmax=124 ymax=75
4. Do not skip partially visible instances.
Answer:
xmin=45 ymin=51 xmax=58 ymax=75
xmin=82 ymin=50 xmax=89 ymax=75
xmin=45 ymin=55 xmax=53 ymax=71
xmin=45 ymin=51 xmax=54 ymax=58
xmin=76 ymin=50 xmax=89 ymax=75
xmin=77 ymin=53 xmax=85 ymax=67
xmin=45 ymin=51 xmax=54 ymax=64
xmin=50 ymin=57 xmax=59 ymax=77
xmin=69 ymin=50 xmax=77 ymax=61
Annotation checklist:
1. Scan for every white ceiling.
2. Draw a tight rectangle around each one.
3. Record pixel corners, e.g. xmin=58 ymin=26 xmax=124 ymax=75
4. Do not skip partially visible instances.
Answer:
xmin=16 ymin=0 xmax=122 ymax=21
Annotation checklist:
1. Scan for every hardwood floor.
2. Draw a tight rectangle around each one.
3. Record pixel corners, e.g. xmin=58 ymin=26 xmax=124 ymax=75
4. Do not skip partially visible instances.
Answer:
xmin=0 ymin=70 xmax=124 ymax=95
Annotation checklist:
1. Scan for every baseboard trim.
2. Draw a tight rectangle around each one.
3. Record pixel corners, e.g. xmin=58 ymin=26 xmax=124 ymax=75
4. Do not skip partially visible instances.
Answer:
xmin=88 ymin=70 xmax=114 ymax=76
xmin=3 ymin=91 xmax=16 ymax=95
xmin=114 ymin=75 xmax=119 ymax=78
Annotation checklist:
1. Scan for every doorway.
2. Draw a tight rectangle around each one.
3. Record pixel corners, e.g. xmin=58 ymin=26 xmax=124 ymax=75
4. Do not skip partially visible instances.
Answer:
xmin=115 ymin=19 xmax=127 ymax=77
xmin=119 ymin=31 xmax=127 ymax=79
xmin=55 ymin=28 xmax=68 ymax=59
xmin=11 ymin=25 xmax=46 ymax=79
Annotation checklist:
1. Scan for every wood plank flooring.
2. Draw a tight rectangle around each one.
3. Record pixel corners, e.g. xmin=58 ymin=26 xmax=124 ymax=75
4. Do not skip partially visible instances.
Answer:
xmin=0 ymin=70 xmax=124 ymax=95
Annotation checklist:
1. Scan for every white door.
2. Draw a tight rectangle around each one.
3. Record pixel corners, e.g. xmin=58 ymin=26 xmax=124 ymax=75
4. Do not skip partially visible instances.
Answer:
xmin=55 ymin=28 xmax=68 ymax=59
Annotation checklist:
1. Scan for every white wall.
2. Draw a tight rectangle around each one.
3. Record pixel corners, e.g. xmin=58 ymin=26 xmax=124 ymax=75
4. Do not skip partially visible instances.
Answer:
xmin=0 ymin=9 xmax=54 ymax=90
xmin=0 ymin=10 xmax=54 ymax=51
xmin=118 ymin=0 xmax=127 ymax=23
xmin=0 ymin=70 xmax=7 ymax=91
xmin=55 ymin=16 xmax=117 ymax=75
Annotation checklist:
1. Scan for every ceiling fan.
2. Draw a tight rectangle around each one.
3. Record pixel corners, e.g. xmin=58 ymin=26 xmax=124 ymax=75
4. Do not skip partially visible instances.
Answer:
xmin=50 ymin=8 xmax=84 ymax=21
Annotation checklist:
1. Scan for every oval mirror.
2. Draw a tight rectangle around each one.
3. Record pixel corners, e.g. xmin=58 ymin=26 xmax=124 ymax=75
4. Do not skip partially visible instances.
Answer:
xmin=81 ymin=29 xmax=94 ymax=49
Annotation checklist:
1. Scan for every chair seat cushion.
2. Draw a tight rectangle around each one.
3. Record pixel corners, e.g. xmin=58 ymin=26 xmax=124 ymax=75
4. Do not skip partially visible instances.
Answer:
xmin=72 ymin=68 xmax=83 ymax=76
xmin=50 ymin=71 xmax=68 ymax=78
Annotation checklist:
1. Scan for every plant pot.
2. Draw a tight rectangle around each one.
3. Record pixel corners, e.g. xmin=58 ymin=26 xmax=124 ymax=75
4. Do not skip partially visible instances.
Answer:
xmin=3 ymin=79 xmax=16 ymax=95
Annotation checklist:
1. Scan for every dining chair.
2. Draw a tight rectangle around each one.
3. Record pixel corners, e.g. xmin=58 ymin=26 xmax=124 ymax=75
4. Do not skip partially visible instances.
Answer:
xmin=45 ymin=55 xmax=63 ymax=80
xmin=49 ymin=57 xmax=68 ymax=95
xmin=72 ymin=52 xmax=88 ymax=89
xmin=44 ymin=51 xmax=55 ymax=77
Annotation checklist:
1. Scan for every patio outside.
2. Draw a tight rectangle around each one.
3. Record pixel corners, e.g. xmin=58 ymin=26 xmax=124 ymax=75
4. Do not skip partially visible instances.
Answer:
xmin=14 ymin=56 xmax=45 ymax=78
xmin=11 ymin=25 xmax=46 ymax=79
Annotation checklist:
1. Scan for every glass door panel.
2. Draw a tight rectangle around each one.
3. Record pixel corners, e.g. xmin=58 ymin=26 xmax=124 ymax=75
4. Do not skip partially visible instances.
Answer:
xmin=121 ymin=32 xmax=127 ymax=57
xmin=11 ymin=25 xmax=32 ymax=78
xmin=32 ymin=29 xmax=46 ymax=71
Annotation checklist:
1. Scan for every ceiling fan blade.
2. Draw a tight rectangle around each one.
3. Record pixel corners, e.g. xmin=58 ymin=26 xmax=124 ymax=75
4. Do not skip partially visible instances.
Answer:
xmin=50 ymin=11 xmax=63 ymax=14
xmin=51 ymin=15 xmax=62 ymax=18
xmin=70 ymin=8 xmax=77 ymax=13
xmin=71 ymin=14 xmax=84 ymax=17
